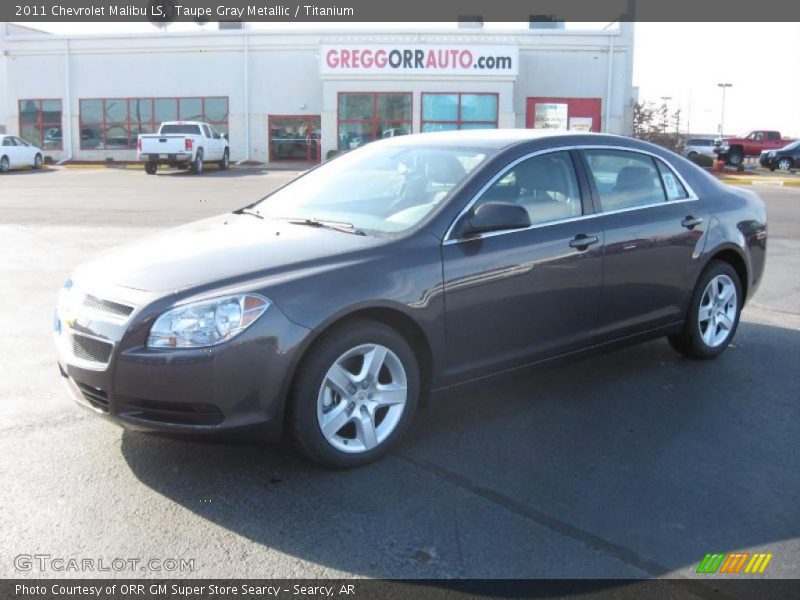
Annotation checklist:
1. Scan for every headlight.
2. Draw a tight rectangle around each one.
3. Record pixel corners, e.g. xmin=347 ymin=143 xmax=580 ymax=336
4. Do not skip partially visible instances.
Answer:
xmin=147 ymin=294 xmax=270 ymax=349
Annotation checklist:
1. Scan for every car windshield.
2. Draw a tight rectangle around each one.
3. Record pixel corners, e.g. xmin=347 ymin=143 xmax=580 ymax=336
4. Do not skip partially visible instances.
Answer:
xmin=252 ymin=142 xmax=492 ymax=234
xmin=159 ymin=124 xmax=201 ymax=135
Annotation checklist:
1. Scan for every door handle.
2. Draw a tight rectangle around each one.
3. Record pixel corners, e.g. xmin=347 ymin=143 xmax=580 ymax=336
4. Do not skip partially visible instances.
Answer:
xmin=569 ymin=234 xmax=600 ymax=249
xmin=681 ymin=216 xmax=704 ymax=229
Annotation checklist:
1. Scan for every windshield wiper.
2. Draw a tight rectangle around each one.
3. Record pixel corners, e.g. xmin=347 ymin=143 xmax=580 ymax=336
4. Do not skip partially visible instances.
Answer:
xmin=285 ymin=218 xmax=366 ymax=236
xmin=233 ymin=207 xmax=264 ymax=219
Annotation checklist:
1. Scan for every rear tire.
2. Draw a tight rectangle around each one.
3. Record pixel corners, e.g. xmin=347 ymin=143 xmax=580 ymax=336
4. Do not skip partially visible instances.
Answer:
xmin=190 ymin=148 xmax=204 ymax=174
xmin=668 ymin=260 xmax=742 ymax=359
xmin=0 ymin=155 xmax=9 ymax=173
xmin=728 ymin=148 xmax=744 ymax=166
xmin=289 ymin=318 xmax=420 ymax=468
xmin=218 ymin=149 xmax=229 ymax=170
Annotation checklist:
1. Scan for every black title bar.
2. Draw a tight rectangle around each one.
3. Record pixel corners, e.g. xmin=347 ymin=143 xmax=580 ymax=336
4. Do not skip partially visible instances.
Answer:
xmin=3 ymin=0 xmax=800 ymax=23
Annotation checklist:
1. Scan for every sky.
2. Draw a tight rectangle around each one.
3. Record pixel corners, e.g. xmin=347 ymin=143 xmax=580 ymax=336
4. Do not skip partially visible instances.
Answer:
xmin=10 ymin=21 xmax=800 ymax=138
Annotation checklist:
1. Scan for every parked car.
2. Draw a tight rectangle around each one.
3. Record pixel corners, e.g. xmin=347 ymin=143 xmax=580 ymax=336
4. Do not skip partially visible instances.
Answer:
xmin=714 ymin=130 xmax=796 ymax=166
xmin=759 ymin=140 xmax=800 ymax=171
xmin=681 ymin=137 xmax=716 ymax=159
xmin=0 ymin=134 xmax=44 ymax=172
xmin=55 ymin=130 xmax=768 ymax=468
xmin=137 ymin=121 xmax=229 ymax=174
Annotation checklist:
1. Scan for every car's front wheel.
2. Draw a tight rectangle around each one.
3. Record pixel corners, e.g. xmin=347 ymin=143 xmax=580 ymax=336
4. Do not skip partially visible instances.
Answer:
xmin=668 ymin=260 xmax=742 ymax=359
xmin=289 ymin=319 xmax=420 ymax=468
xmin=33 ymin=154 xmax=43 ymax=169
xmin=778 ymin=157 xmax=793 ymax=171
xmin=218 ymin=149 xmax=229 ymax=170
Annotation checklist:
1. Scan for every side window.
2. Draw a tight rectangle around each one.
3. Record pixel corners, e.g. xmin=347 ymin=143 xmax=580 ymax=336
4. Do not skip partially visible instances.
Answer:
xmin=655 ymin=159 xmax=689 ymax=200
xmin=472 ymin=151 xmax=582 ymax=226
xmin=1 ymin=137 xmax=12 ymax=146
xmin=767 ymin=132 xmax=780 ymax=141
xmin=753 ymin=132 xmax=764 ymax=141
xmin=583 ymin=149 xmax=666 ymax=211
xmin=202 ymin=125 xmax=211 ymax=138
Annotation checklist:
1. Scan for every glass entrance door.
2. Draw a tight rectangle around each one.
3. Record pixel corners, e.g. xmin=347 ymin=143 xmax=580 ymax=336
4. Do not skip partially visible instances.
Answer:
xmin=268 ymin=115 xmax=321 ymax=162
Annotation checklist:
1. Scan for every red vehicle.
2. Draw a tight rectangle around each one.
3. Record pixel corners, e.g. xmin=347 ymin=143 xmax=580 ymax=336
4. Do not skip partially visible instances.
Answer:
xmin=714 ymin=130 xmax=796 ymax=166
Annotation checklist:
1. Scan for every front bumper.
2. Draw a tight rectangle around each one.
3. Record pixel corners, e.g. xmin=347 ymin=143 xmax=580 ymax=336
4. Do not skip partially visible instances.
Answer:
xmin=55 ymin=287 xmax=311 ymax=440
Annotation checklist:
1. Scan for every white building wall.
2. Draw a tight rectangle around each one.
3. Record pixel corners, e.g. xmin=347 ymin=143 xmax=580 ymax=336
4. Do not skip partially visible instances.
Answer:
xmin=0 ymin=25 xmax=635 ymax=163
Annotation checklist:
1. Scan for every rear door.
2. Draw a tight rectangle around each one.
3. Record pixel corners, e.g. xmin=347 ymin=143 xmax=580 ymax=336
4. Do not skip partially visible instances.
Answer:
xmin=579 ymin=148 xmax=709 ymax=340
xmin=441 ymin=149 xmax=604 ymax=381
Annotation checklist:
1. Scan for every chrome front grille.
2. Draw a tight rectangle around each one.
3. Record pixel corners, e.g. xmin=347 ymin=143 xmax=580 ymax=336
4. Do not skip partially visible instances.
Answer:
xmin=71 ymin=332 xmax=114 ymax=365
xmin=82 ymin=294 xmax=134 ymax=318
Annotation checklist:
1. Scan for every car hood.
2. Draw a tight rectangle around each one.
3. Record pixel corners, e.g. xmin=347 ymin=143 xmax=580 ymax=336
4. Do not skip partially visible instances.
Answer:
xmin=73 ymin=213 xmax=382 ymax=293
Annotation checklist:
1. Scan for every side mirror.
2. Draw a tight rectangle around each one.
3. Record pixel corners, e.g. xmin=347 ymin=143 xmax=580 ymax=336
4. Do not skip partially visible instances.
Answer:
xmin=460 ymin=202 xmax=531 ymax=237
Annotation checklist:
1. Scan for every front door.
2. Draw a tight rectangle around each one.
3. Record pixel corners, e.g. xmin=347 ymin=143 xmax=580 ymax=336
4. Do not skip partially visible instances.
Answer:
xmin=442 ymin=150 xmax=604 ymax=382
xmin=579 ymin=148 xmax=709 ymax=340
xmin=269 ymin=116 xmax=321 ymax=163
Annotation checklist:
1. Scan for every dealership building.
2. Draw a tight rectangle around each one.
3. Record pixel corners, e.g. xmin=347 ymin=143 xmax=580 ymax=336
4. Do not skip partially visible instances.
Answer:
xmin=0 ymin=22 xmax=635 ymax=164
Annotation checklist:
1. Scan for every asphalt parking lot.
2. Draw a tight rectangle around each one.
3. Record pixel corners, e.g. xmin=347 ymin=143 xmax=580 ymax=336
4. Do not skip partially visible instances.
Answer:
xmin=1 ymin=166 xmax=798 ymax=590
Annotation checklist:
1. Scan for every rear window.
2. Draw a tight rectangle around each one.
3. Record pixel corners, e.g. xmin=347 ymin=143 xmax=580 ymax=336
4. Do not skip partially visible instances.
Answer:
xmin=159 ymin=124 xmax=201 ymax=135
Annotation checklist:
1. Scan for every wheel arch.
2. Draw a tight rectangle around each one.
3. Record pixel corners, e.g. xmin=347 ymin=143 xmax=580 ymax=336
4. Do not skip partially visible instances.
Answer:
xmin=702 ymin=244 xmax=749 ymax=301
xmin=281 ymin=304 xmax=435 ymax=424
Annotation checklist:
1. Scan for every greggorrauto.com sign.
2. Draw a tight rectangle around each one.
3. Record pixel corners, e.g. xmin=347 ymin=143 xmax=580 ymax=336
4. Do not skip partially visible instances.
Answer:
xmin=320 ymin=45 xmax=519 ymax=76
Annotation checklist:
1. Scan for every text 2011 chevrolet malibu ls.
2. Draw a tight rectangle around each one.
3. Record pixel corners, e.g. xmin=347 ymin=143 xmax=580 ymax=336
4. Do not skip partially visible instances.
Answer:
xmin=55 ymin=130 xmax=767 ymax=468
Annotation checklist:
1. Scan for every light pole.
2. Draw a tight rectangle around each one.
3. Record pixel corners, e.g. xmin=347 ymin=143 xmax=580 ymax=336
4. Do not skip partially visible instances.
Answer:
xmin=717 ymin=83 xmax=733 ymax=137
xmin=660 ymin=96 xmax=672 ymax=134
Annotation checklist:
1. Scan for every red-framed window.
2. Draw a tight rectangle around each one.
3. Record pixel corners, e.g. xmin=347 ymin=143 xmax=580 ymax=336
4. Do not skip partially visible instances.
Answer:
xmin=337 ymin=92 xmax=412 ymax=151
xmin=268 ymin=115 xmax=321 ymax=163
xmin=19 ymin=99 xmax=63 ymax=150
xmin=78 ymin=97 xmax=229 ymax=150
xmin=421 ymin=93 xmax=498 ymax=132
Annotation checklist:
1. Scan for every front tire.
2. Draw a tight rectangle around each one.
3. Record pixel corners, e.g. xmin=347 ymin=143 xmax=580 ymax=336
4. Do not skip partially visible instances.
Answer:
xmin=144 ymin=162 xmax=157 ymax=175
xmin=190 ymin=148 xmax=204 ymax=174
xmin=289 ymin=319 xmax=420 ymax=468
xmin=778 ymin=158 xmax=793 ymax=171
xmin=668 ymin=260 xmax=742 ymax=359
xmin=218 ymin=149 xmax=229 ymax=170
xmin=33 ymin=154 xmax=43 ymax=169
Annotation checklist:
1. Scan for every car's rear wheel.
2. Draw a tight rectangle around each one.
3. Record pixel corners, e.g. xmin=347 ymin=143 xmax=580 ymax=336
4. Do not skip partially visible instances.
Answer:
xmin=191 ymin=149 xmax=204 ymax=174
xmin=218 ymin=149 xmax=229 ymax=170
xmin=33 ymin=154 xmax=43 ymax=169
xmin=0 ymin=156 xmax=9 ymax=173
xmin=728 ymin=148 xmax=744 ymax=166
xmin=778 ymin=157 xmax=793 ymax=171
xmin=668 ymin=260 xmax=742 ymax=359
xmin=289 ymin=319 xmax=419 ymax=468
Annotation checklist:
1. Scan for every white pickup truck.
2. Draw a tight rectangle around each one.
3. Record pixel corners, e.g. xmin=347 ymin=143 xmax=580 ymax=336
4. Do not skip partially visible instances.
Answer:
xmin=137 ymin=121 xmax=229 ymax=175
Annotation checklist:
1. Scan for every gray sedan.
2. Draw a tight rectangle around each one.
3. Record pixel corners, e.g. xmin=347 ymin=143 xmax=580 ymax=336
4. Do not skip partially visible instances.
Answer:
xmin=54 ymin=130 xmax=767 ymax=468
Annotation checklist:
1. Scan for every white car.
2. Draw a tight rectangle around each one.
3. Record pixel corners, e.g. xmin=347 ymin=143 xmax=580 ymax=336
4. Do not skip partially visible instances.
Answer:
xmin=681 ymin=137 xmax=716 ymax=159
xmin=0 ymin=134 xmax=44 ymax=173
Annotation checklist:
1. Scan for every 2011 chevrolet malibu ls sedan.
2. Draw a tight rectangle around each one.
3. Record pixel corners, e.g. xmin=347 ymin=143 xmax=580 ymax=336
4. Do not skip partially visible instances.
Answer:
xmin=55 ymin=130 xmax=767 ymax=468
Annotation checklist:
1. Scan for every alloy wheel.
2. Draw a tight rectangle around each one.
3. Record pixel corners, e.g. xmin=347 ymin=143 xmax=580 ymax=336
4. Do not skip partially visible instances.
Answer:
xmin=316 ymin=343 xmax=408 ymax=453
xmin=698 ymin=274 xmax=738 ymax=348
xmin=778 ymin=158 xmax=792 ymax=171
xmin=0 ymin=157 xmax=8 ymax=172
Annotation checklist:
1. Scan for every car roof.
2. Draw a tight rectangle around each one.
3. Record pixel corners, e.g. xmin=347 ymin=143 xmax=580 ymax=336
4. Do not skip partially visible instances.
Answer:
xmin=378 ymin=128 xmax=641 ymax=151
